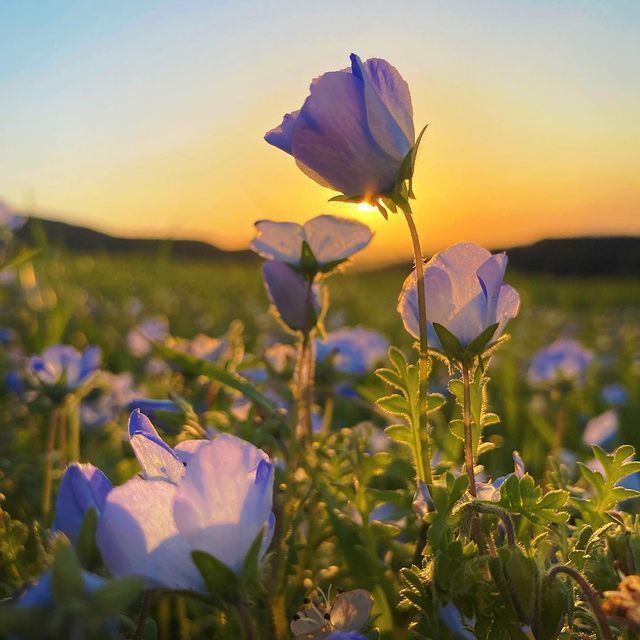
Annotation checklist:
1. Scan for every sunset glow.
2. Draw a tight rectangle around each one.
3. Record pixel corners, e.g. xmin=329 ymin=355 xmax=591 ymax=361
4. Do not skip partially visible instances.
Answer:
xmin=1 ymin=1 xmax=638 ymax=265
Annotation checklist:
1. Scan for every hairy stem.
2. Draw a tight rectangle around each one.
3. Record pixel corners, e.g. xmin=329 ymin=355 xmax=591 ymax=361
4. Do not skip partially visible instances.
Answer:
xmin=132 ymin=591 xmax=152 ymax=640
xmin=462 ymin=364 xmax=477 ymax=497
xmin=41 ymin=407 xmax=62 ymax=519
xmin=402 ymin=211 xmax=432 ymax=484
xmin=548 ymin=565 xmax=613 ymax=640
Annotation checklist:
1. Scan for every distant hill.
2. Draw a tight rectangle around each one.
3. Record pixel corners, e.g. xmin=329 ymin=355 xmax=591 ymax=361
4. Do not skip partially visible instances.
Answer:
xmin=499 ymin=237 xmax=640 ymax=277
xmin=15 ymin=216 xmax=640 ymax=276
xmin=17 ymin=216 xmax=258 ymax=263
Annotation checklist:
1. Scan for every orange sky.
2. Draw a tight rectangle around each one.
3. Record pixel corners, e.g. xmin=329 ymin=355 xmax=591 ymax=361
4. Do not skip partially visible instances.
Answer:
xmin=1 ymin=1 xmax=638 ymax=265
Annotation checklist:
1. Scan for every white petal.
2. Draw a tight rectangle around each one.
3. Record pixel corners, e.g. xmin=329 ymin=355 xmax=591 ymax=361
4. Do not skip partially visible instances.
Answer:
xmin=130 ymin=434 xmax=185 ymax=484
xmin=173 ymin=435 xmax=274 ymax=574
xmin=303 ymin=215 xmax=372 ymax=266
xmin=96 ymin=477 xmax=202 ymax=591
xmin=250 ymin=220 xmax=304 ymax=264
xmin=330 ymin=589 xmax=374 ymax=631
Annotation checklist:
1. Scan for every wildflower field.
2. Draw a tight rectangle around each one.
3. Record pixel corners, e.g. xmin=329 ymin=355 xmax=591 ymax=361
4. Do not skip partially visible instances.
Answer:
xmin=1 ymin=53 xmax=640 ymax=640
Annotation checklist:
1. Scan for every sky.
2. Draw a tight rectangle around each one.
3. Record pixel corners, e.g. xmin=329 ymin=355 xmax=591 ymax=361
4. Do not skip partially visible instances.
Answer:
xmin=1 ymin=0 xmax=639 ymax=265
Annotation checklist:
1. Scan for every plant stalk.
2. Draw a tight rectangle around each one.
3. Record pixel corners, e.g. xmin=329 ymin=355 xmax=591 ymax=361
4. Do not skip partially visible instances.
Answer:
xmin=462 ymin=363 xmax=477 ymax=497
xmin=402 ymin=211 xmax=432 ymax=484
xmin=548 ymin=565 xmax=613 ymax=640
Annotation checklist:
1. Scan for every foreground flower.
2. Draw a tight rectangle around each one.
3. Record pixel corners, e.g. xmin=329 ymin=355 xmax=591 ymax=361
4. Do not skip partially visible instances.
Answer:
xmin=29 ymin=345 xmax=101 ymax=391
xmin=290 ymin=588 xmax=373 ymax=639
xmin=53 ymin=463 xmax=112 ymax=543
xmin=398 ymin=242 xmax=520 ymax=356
xmin=265 ymin=53 xmax=415 ymax=204
xmin=527 ymin=338 xmax=593 ymax=386
xmin=262 ymin=261 xmax=324 ymax=332
xmin=603 ymin=575 xmax=640 ymax=630
xmin=96 ymin=410 xmax=275 ymax=591
xmin=316 ymin=327 xmax=389 ymax=375
xmin=251 ymin=215 xmax=372 ymax=273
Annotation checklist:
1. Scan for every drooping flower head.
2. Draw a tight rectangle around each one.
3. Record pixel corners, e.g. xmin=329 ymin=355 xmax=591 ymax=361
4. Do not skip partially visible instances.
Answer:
xmin=266 ymin=54 xmax=419 ymax=211
xmin=316 ymin=327 xmax=389 ymax=375
xmin=527 ymin=338 xmax=593 ymax=387
xmin=53 ymin=463 xmax=112 ymax=544
xmin=397 ymin=242 xmax=520 ymax=359
xmin=29 ymin=345 xmax=101 ymax=392
xmin=96 ymin=410 xmax=275 ymax=591
xmin=262 ymin=261 xmax=325 ymax=333
xmin=251 ymin=215 xmax=373 ymax=275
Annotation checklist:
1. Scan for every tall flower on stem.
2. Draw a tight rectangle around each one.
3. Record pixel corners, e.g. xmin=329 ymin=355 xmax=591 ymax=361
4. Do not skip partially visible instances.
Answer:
xmin=398 ymin=242 xmax=520 ymax=494
xmin=265 ymin=53 xmax=432 ymax=481
xmin=251 ymin=214 xmax=372 ymax=445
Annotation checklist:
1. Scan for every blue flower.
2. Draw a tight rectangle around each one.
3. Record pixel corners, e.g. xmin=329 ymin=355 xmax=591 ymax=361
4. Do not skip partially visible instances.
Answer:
xmin=601 ymin=383 xmax=628 ymax=406
xmin=262 ymin=261 xmax=324 ymax=333
xmin=266 ymin=54 xmax=415 ymax=202
xmin=29 ymin=345 xmax=101 ymax=390
xmin=398 ymin=243 xmax=520 ymax=352
xmin=127 ymin=317 xmax=168 ymax=358
xmin=251 ymin=215 xmax=372 ymax=273
xmin=96 ymin=411 xmax=275 ymax=591
xmin=52 ymin=463 xmax=112 ymax=544
xmin=17 ymin=569 xmax=106 ymax=609
xmin=0 ymin=200 xmax=26 ymax=232
xmin=316 ymin=326 xmax=389 ymax=375
xmin=582 ymin=410 xmax=618 ymax=450
xmin=527 ymin=338 xmax=593 ymax=386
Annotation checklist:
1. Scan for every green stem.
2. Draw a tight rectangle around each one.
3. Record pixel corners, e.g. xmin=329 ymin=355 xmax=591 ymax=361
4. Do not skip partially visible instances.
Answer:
xmin=67 ymin=394 xmax=81 ymax=461
xmin=462 ymin=364 xmax=477 ymax=497
xmin=402 ymin=211 xmax=432 ymax=484
xmin=41 ymin=406 xmax=61 ymax=520
xmin=548 ymin=565 xmax=613 ymax=640
xmin=235 ymin=601 xmax=256 ymax=640
xmin=132 ymin=591 xmax=152 ymax=640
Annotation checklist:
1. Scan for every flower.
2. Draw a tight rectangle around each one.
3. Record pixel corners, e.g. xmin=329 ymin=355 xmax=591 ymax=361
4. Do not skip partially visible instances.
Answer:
xmin=290 ymin=589 xmax=373 ymax=639
xmin=262 ymin=261 xmax=324 ymax=332
xmin=29 ymin=345 xmax=101 ymax=390
xmin=397 ymin=242 xmax=520 ymax=354
xmin=17 ymin=569 xmax=106 ymax=609
xmin=251 ymin=215 xmax=372 ymax=273
xmin=601 ymin=383 xmax=628 ymax=406
xmin=53 ymin=463 xmax=112 ymax=544
xmin=96 ymin=411 xmax=275 ymax=591
xmin=527 ymin=338 xmax=593 ymax=386
xmin=265 ymin=54 xmax=415 ymax=203
xmin=316 ymin=327 xmax=388 ymax=375
xmin=172 ymin=333 xmax=230 ymax=362
xmin=81 ymin=372 xmax=138 ymax=428
xmin=127 ymin=317 xmax=169 ymax=358
xmin=476 ymin=451 xmax=525 ymax=502
xmin=582 ymin=410 xmax=618 ymax=449
xmin=603 ymin=575 xmax=640 ymax=630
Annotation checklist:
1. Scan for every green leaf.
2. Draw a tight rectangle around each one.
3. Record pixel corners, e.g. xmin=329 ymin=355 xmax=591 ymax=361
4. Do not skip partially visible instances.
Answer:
xmin=384 ymin=424 xmax=413 ymax=446
xmin=432 ymin=323 xmax=465 ymax=361
xmin=467 ymin=323 xmax=499 ymax=355
xmin=153 ymin=341 xmax=277 ymax=414
xmin=191 ymin=550 xmax=239 ymax=603
xmin=534 ymin=574 xmax=569 ymax=640
xmin=499 ymin=474 xmax=570 ymax=525
xmin=51 ymin=538 xmax=84 ymax=602
xmin=90 ymin=577 xmax=144 ymax=616
xmin=241 ymin=529 xmax=264 ymax=587
xmin=75 ymin=507 xmax=101 ymax=569
xmin=299 ymin=240 xmax=319 ymax=275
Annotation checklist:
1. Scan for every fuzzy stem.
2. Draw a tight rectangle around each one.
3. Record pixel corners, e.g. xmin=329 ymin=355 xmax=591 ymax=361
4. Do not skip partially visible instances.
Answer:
xmin=41 ymin=407 xmax=61 ymax=519
xmin=67 ymin=394 xmax=81 ymax=461
xmin=548 ymin=565 xmax=613 ymax=640
xmin=462 ymin=363 xmax=477 ymax=497
xmin=402 ymin=211 xmax=432 ymax=484
xmin=132 ymin=591 xmax=152 ymax=640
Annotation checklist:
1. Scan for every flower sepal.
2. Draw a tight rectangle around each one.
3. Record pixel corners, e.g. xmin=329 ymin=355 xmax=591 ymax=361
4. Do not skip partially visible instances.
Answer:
xmin=432 ymin=322 xmax=500 ymax=368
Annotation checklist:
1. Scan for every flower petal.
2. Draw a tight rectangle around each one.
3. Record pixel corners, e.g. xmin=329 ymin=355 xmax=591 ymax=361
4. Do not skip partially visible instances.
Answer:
xmin=173 ymin=435 xmax=274 ymax=574
xmin=250 ymin=220 xmax=304 ymax=263
xmin=264 ymin=109 xmax=301 ymax=154
xmin=330 ymin=589 xmax=374 ymax=632
xmin=350 ymin=54 xmax=413 ymax=160
xmin=292 ymin=70 xmax=401 ymax=199
xmin=96 ymin=476 xmax=202 ymax=591
xmin=303 ymin=215 xmax=372 ymax=266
